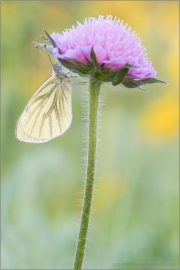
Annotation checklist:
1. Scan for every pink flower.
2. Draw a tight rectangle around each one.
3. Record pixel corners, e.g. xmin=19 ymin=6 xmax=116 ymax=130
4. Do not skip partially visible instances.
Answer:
xmin=51 ymin=15 xmax=156 ymax=80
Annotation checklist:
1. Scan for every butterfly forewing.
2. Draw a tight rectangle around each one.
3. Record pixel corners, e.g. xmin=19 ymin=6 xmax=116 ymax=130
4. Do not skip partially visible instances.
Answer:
xmin=16 ymin=75 xmax=72 ymax=143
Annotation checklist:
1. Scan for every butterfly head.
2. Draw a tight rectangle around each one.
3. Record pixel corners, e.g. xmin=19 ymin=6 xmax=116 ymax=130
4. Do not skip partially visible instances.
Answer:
xmin=53 ymin=63 xmax=71 ymax=83
xmin=53 ymin=63 xmax=62 ymax=76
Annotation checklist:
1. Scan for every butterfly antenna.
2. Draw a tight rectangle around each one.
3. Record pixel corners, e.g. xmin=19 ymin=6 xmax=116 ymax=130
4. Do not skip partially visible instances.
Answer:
xmin=39 ymin=35 xmax=49 ymax=41
xmin=43 ymin=44 xmax=55 ymax=69
xmin=34 ymin=42 xmax=50 ymax=65
xmin=33 ymin=42 xmax=57 ymax=72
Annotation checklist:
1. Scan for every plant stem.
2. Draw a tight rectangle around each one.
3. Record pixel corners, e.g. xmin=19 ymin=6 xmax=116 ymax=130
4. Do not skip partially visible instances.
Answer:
xmin=73 ymin=76 xmax=101 ymax=269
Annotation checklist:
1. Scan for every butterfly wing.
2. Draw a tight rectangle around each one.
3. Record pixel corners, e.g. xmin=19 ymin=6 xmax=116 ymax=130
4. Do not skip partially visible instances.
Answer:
xmin=15 ymin=76 xmax=72 ymax=143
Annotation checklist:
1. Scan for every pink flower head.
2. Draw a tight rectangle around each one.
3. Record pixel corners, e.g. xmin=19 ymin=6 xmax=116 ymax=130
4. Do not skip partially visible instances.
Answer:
xmin=51 ymin=15 xmax=156 ymax=80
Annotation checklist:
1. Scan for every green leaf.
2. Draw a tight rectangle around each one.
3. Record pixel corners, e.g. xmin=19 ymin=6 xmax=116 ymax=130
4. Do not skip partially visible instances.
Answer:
xmin=112 ymin=68 xmax=129 ymax=86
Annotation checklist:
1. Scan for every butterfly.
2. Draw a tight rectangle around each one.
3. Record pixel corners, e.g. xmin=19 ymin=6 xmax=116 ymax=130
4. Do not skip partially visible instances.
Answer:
xmin=15 ymin=61 xmax=72 ymax=143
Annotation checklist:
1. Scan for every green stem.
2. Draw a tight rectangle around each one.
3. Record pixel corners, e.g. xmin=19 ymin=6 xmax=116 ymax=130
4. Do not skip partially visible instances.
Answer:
xmin=73 ymin=76 xmax=101 ymax=269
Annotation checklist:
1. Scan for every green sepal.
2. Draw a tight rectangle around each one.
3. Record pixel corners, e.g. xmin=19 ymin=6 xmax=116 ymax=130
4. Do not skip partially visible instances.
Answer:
xmin=101 ymin=67 xmax=112 ymax=75
xmin=85 ymin=57 xmax=93 ymax=66
xmin=94 ymin=72 xmax=115 ymax=82
xmin=123 ymin=64 xmax=139 ymax=69
xmin=58 ymin=58 xmax=92 ymax=75
xmin=139 ymin=78 xmax=167 ymax=84
xmin=90 ymin=47 xmax=102 ymax=72
xmin=94 ymin=64 xmax=139 ymax=83
xmin=122 ymin=78 xmax=145 ymax=88
xmin=43 ymin=29 xmax=58 ymax=50
xmin=122 ymin=76 xmax=167 ymax=89
xmin=112 ymin=68 xmax=129 ymax=86
xmin=33 ymin=38 xmax=167 ymax=87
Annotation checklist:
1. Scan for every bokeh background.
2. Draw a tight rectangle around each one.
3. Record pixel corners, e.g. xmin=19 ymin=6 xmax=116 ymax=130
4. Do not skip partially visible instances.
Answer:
xmin=1 ymin=1 xmax=179 ymax=269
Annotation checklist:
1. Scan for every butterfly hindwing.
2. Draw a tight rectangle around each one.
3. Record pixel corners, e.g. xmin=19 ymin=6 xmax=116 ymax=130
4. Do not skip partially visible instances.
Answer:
xmin=16 ymin=75 xmax=72 ymax=143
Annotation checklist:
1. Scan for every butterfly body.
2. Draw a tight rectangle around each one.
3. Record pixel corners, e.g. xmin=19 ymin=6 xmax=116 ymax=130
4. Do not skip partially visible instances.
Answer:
xmin=15 ymin=63 xmax=72 ymax=143
xmin=53 ymin=63 xmax=71 ymax=83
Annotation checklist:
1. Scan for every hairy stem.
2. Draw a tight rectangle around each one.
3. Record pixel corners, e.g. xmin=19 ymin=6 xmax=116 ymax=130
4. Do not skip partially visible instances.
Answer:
xmin=73 ymin=77 xmax=101 ymax=269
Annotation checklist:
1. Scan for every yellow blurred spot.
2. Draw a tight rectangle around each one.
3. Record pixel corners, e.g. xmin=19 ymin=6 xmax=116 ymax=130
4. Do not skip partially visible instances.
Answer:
xmin=140 ymin=93 xmax=179 ymax=140
xmin=166 ymin=41 xmax=179 ymax=86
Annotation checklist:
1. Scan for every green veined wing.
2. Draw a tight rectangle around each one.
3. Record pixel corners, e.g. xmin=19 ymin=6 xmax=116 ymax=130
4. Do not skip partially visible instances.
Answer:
xmin=15 ymin=74 xmax=72 ymax=143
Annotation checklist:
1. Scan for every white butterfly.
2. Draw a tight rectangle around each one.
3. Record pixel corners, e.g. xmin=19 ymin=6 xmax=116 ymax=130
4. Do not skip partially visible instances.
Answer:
xmin=15 ymin=62 xmax=72 ymax=143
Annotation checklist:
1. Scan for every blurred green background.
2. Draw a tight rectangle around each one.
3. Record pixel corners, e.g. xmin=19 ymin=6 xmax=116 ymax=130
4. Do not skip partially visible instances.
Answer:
xmin=1 ymin=1 xmax=179 ymax=269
